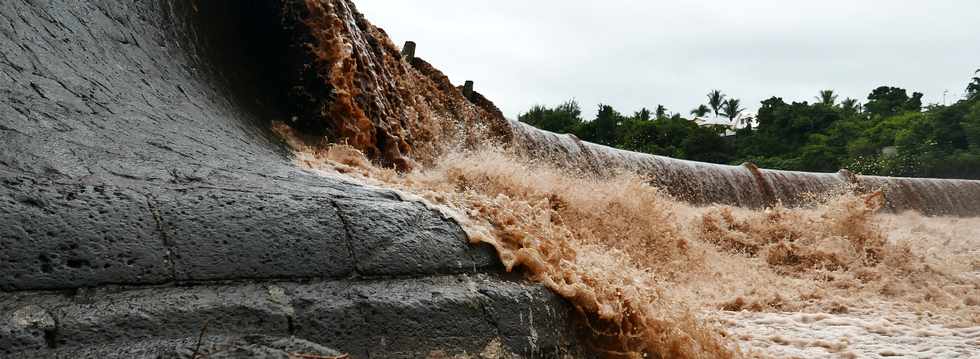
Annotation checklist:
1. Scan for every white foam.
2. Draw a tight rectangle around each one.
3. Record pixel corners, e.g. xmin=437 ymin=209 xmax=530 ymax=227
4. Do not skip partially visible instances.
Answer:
xmin=712 ymin=308 xmax=980 ymax=358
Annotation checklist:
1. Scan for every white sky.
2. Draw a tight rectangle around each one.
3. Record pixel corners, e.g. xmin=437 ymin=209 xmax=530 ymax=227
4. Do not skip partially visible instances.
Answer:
xmin=355 ymin=1 xmax=980 ymax=119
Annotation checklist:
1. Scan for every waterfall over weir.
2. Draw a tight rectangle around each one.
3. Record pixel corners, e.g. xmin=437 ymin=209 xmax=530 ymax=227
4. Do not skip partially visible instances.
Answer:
xmin=3 ymin=0 xmax=978 ymax=357
xmin=509 ymin=121 xmax=980 ymax=216
xmin=179 ymin=0 xmax=979 ymax=218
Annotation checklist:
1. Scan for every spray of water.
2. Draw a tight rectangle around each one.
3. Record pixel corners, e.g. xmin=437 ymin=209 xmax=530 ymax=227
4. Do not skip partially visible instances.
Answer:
xmin=274 ymin=122 xmax=979 ymax=357
xmin=281 ymin=1 xmax=979 ymax=356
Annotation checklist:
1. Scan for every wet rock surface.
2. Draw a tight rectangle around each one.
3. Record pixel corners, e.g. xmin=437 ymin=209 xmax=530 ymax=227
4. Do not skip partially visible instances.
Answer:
xmin=0 ymin=0 xmax=585 ymax=357
xmin=0 ymin=276 xmax=582 ymax=358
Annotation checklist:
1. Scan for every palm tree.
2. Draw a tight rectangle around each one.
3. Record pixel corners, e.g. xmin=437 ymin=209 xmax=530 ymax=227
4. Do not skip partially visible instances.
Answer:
xmin=655 ymin=105 xmax=668 ymax=119
xmin=816 ymin=90 xmax=838 ymax=106
xmin=840 ymin=98 xmax=861 ymax=114
xmin=690 ymin=104 xmax=711 ymax=118
xmin=707 ymin=90 xmax=726 ymax=119
xmin=720 ymin=98 xmax=745 ymax=124
xmin=968 ymin=69 xmax=980 ymax=100
xmin=633 ymin=107 xmax=652 ymax=121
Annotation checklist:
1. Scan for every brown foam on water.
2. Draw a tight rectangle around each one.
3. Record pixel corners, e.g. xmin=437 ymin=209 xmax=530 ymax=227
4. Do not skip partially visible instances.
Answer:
xmin=273 ymin=123 xmax=979 ymax=358
xmin=273 ymin=1 xmax=980 ymax=356
xmin=276 ymin=123 xmax=735 ymax=357
xmin=688 ymin=197 xmax=978 ymax=320
xmin=697 ymin=192 xmax=888 ymax=274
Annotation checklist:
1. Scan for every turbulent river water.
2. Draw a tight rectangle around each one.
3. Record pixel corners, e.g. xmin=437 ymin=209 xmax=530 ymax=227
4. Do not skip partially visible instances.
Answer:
xmin=273 ymin=1 xmax=980 ymax=356
xmin=274 ymin=123 xmax=979 ymax=358
xmin=0 ymin=0 xmax=975 ymax=357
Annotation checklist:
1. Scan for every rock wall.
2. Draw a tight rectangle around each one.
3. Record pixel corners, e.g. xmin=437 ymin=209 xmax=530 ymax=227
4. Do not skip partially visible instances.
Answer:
xmin=0 ymin=0 xmax=586 ymax=357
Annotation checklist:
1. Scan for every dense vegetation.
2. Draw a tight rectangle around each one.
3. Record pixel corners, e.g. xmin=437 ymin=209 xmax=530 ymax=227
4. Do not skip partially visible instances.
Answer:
xmin=519 ymin=70 xmax=980 ymax=179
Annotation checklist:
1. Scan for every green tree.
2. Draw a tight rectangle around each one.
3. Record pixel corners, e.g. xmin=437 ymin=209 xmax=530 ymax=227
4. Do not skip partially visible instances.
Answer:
xmin=691 ymin=104 xmax=711 ymax=118
xmin=518 ymin=105 xmax=550 ymax=129
xmin=720 ymin=98 xmax=745 ymax=124
xmin=580 ymin=104 xmax=624 ymax=147
xmin=633 ymin=107 xmax=652 ymax=121
xmin=517 ymin=100 xmax=583 ymax=134
xmin=963 ymin=101 xmax=980 ymax=149
xmin=968 ymin=69 xmax=980 ymax=100
xmin=707 ymin=90 xmax=726 ymax=119
xmin=927 ymin=99 xmax=968 ymax=151
xmin=865 ymin=86 xmax=923 ymax=118
xmin=907 ymin=92 xmax=924 ymax=112
xmin=840 ymin=98 xmax=862 ymax=115
xmin=817 ymin=90 xmax=838 ymax=106
xmin=620 ymin=119 xmax=662 ymax=153
xmin=797 ymin=133 xmax=842 ymax=172
xmin=517 ymin=69 xmax=980 ymax=179
xmin=682 ymin=125 xmax=735 ymax=163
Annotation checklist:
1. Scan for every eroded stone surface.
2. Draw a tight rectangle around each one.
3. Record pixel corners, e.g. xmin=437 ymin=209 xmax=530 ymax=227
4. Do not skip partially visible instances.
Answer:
xmin=157 ymin=189 xmax=352 ymax=282
xmin=0 ymin=276 xmax=585 ymax=358
xmin=0 ymin=180 xmax=169 ymax=290
xmin=335 ymin=198 xmax=501 ymax=276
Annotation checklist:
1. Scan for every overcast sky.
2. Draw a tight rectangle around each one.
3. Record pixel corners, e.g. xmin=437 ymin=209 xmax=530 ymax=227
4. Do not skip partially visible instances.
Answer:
xmin=356 ymin=1 xmax=980 ymax=121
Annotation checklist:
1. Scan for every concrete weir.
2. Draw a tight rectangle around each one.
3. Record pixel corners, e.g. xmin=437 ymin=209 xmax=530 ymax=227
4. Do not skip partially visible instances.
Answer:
xmin=508 ymin=121 xmax=980 ymax=216
xmin=0 ymin=1 xmax=586 ymax=357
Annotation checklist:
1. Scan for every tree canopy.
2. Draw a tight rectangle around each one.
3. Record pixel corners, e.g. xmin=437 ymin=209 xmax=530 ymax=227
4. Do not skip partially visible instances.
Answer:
xmin=707 ymin=90 xmax=726 ymax=118
xmin=519 ymin=69 xmax=980 ymax=179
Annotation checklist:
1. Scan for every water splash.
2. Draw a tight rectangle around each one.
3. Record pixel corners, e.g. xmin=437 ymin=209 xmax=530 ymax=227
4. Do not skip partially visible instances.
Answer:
xmin=275 ymin=123 xmax=980 ymax=357
xmin=280 ymin=1 xmax=980 ymax=357
xmin=510 ymin=121 xmax=980 ymax=216
xmin=296 ymin=0 xmax=510 ymax=170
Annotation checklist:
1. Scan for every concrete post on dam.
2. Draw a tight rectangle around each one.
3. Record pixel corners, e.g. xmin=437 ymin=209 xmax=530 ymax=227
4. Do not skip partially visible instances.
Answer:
xmin=463 ymin=80 xmax=475 ymax=100
xmin=401 ymin=40 xmax=416 ymax=60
